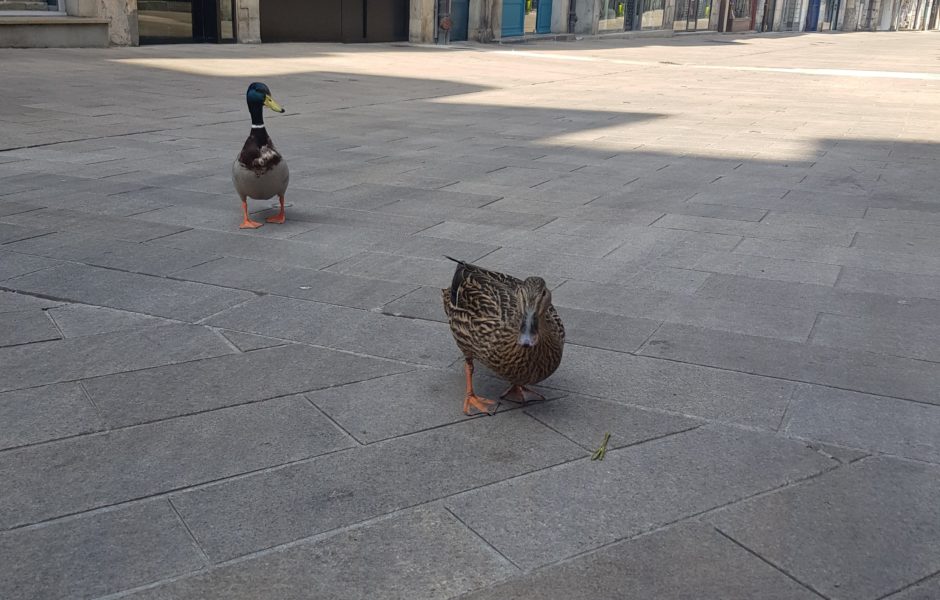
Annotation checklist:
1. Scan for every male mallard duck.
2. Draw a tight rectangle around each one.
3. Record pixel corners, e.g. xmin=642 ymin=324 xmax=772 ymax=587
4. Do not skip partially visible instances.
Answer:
xmin=232 ymin=82 xmax=289 ymax=229
xmin=442 ymin=257 xmax=565 ymax=416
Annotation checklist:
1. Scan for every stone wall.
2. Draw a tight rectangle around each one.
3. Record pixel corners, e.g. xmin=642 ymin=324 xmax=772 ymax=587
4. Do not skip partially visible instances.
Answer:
xmin=65 ymin=0 xmax=138 ymax=44
xmin=410 ymin=0 xmax=435 ymax=42
xmin=235 ymin=0 xmax=259 ymax=42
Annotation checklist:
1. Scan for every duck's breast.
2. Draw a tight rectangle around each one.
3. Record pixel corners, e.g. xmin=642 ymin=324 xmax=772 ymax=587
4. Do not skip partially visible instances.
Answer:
xmin=232 ymin=153 xmax=289 ymax=200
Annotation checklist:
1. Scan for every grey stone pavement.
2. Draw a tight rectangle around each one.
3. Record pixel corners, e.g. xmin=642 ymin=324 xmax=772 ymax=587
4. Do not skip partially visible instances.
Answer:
xmin=0 ymin=31 xmax=939 ymax=599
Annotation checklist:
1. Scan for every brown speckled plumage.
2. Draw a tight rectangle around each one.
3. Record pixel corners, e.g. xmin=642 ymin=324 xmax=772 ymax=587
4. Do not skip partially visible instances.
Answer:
xmin=442 ymin=257 xmax=564 ymax=387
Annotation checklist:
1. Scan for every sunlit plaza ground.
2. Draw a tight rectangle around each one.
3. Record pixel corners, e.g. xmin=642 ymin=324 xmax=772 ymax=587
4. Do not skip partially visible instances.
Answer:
xmin=1 ymin=32 xmax=939 ymax=599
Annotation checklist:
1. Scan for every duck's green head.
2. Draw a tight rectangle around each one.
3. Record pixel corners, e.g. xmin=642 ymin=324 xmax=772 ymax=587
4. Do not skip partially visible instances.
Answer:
xmin=246 ymin=82 xmax=285 ymax=113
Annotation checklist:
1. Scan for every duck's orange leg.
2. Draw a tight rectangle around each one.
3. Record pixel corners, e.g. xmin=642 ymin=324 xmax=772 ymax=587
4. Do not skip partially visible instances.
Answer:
xmin=266 ymin=194 xmax=286 ymax=224
xmin=239 ymin=197 xmax=262 ymax=229
xmin=463 ymin=359 xmax=497 ymax=416
xmin=500 ymin=385 xmax=546 ymax=404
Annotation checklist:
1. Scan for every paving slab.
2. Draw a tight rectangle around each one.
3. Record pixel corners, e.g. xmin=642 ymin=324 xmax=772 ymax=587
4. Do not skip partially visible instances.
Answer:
xmin=692 ymin=252 xmax=841 ymax=285
xmin=205 ymin=295 xmax=459 ymax=368
xmin=1 ymin=263 xmax=255 ymax=322
xmin=555 ymin=307 xmax=661 ymax=353
xmin=0 ymin=500 xmax=205 ymax=600
xmin=84 ymin=343 xmax=410 ymax=427
xmin=419 ymin=221 xmax=624 ymax=258
xmin=130 ymin=507 xmax=516 ymax=600
xmin=524 ymin=394 xmax=701 ymax=451
xmin=689 ymin=188 xmax=868 ymax=218
xmin=885 ymin=575 xmax=940 ymax=600
xmin=150 ymin=228 xmax=359 ymax=270
xmin=837 ymin=267 xmax=940 ymax=300
xmin=462 ymin=522 xmax=819 ymax=600
xmin=476 ymin=246 xmax=640 ymax=287
xmin=322 ymin=252 xmax=457 ymax=289
xmin=0 ymin=309 xmax=60 ymax=347
xmin=734 ymin=237 xmax=940 ymax=277
xmin=1 ymin=230 xmax=139 ymax=262
xmin=545 ymin=343 xmax=795 ymax=429
xmin=0 ymin=250 xmax=60 ymax=282
xmin=0 ymin=395 xmax=353 ymax=529
xmin=761 ymin=212 xmax=940 ymax=240
xmin=0 ymin=289 xmax=61 ymax=314
xmin=810 ymin=312 xmax=940 ymax=362
xmin=653 ymin=213 xmax=855 ymax=246
xmin=555 ymin=280 xmax=817 ymax=342
xmin=785 ymin=385 xmax=940 ymax=464
xmin=366 ymin=233 xmax=500 ymax=261
xmin=46 ymin=303 xmax=176 ymax=338
xmin=173 ymin=256 xmax=417 ymax=309
xmin=306 ymin=368 xmax=554 ymax=444
xmin=381 ymin=285 xmax=448 ymax=322
xmin=696 ymin=273 xmax=940 ymax=321
xmin=0 ymin=382 xmax=102 ymax=451
xmin=709 ymin=458 xmax=940 ymax=600
xmin=640 ymin=322 xmax=940 ymax=405
xmin=446 ymin=426 xmax=835 ymax=570
xmin=217 ymin=329 xmax=287 ymax=352
xmin=0 ymin=323 xmax=232 ymax=393
xmin=2 ymin=208 xmax=187 ymax=243
xmin=0 ymin=222 xmax=49 ymax=244
xmin=854 ymin=231 xmax=940 ymax=258
xmin=171 ymin=412 xmax=583 ymax=561
xmin=0 ymin=200 xmax=44 ymax=218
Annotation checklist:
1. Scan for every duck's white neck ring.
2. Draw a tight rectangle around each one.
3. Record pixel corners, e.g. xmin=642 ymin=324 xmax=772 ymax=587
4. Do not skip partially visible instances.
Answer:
xmin=251 ymin=124 xmax=266 ymax=129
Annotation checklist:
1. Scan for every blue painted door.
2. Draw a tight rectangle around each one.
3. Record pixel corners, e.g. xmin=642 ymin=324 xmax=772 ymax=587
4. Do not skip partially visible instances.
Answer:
xmin=805 ymin=0 xmax=820 ymax=29
xmin=503 ymin=0 xmax=525 ymax=36
xmin=535 ymin=0 xmax=553 ymax=32
xmin=451 ymin=0 xmax=469 ymax=40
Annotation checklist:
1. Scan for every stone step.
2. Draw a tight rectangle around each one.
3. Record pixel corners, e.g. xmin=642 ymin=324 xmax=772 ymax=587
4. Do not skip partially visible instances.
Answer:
xmin=0 ymin=15 xmax=109 ymax=47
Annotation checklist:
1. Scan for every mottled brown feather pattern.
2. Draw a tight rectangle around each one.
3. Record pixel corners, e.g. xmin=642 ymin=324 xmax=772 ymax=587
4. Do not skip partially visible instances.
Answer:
xmin=442 ymin=258 xmax=564 ymax=386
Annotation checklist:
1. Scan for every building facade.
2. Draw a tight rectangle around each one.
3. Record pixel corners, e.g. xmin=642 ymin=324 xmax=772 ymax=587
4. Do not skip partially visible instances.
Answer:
xmin=0 ymin=0 xmax=935 ymax=47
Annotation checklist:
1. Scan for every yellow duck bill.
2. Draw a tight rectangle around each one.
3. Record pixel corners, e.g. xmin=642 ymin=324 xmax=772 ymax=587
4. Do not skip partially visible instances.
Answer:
xmin=264 ymin=95 xmax=285 ymax=113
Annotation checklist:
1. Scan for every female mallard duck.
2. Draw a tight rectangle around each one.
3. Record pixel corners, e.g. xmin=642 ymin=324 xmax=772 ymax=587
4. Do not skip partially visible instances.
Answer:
xmin=232 ymin=82 xmax=289 ymax=229
xmin=442 ymin=257 xmax=565 ymax=416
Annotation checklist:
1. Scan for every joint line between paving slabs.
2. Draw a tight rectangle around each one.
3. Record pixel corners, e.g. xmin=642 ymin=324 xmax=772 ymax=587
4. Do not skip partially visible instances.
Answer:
xmin=168 ymin=498 xmax=212 ymax=565
xmin=1 ymin=444 xmax=363 ymax=534
xmin=713 ymin=527 xmax=831 ymax=600
xmin=873 ymin=569 xmax=940 ymax=600
xmin=621 ymin=352 xmax=940 ymax=410
xmin=775 ymin=385 xmax=799 ymax=433
xmin=443 ymin=505 xmax=523 ymax=573
xmin=529 ymin=461 xmax=851 ymax=576
xmin=77 ymin=380 xmax=109 ymax=434
xmin=303 ymin=394 xmax=368 ymax=446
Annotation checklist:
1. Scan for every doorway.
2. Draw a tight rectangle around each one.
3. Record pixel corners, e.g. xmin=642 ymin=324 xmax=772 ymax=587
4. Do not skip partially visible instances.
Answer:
xmin=139 ymin=0 xmax=236 ymax=43
xmin=260 ymin=0 xmax=408 ymax=42
xmin=503 ymin=0 xmax=526 ymax=35
xmin=674 ymin=0 xmax=713 ymax=29
xmin=805 ymin=0 xmax=820 ymax=28
xmin=450 ymin=0 xmax=470 ymax=40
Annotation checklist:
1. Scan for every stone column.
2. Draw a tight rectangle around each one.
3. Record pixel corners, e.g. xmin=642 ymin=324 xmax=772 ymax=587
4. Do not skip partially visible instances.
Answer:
xmin=574 ymin=0 xmax=598 ymax=34
xmin=469 ymin=0 xmax=501 ymax=41
xmin=411 ymin=0 xmax=436 ymax=42
xmin=551 ymin=0 xmax=570 ymax=32
xmin=235 ymin=0 xmax=260 ymax=43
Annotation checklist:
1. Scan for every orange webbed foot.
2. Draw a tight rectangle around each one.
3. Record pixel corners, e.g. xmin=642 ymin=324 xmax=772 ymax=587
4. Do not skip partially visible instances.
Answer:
xmin=463 ymin=394 xmax=498 ymax=416
xmin=265 ymin=213 xmax=286 ymax=224
xmin=500 ymin=385 xmax=546 ymax=404
xmin=239 ymin=219 xmax=263 ymax=229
